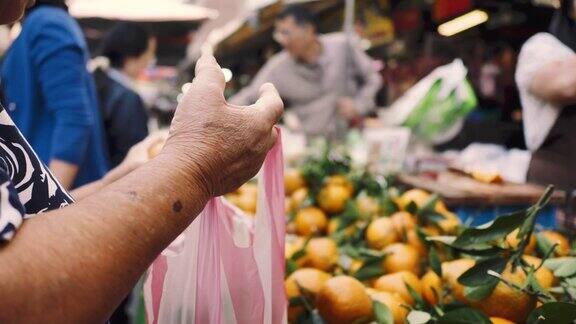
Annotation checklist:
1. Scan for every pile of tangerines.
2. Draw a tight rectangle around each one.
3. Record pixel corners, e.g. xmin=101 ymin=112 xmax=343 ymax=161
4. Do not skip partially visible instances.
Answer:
xmin=228 ymin=159 xmax=576 ymax=324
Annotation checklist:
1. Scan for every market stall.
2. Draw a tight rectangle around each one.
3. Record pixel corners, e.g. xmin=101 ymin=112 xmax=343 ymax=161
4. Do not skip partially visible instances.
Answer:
xmin=143 ymin=1 xmax=576 ymax=323
xmin=221 ymin=141 xmax=576 ymax=324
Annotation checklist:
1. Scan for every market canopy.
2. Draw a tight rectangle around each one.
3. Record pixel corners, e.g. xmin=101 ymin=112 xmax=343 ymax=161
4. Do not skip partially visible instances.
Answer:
xmin=69 ymin=0 xmax=218 ymax=22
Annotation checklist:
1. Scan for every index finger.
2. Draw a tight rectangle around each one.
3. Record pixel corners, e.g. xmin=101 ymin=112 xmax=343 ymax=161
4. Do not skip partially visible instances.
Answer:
xmin=251 ymin=83 xmax=284 ymax=124
xmin=191 ymin=53 xmax=225 ymax=93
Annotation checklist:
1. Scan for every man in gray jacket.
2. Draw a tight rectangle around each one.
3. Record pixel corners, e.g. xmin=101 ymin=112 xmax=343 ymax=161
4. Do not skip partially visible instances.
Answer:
xmin=231 ymin=5 xmax=382 ymax=138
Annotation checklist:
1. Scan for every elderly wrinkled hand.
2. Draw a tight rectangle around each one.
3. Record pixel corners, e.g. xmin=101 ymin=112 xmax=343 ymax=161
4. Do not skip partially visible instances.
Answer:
xmin=162 ymin=53 xmax=284 ymax=198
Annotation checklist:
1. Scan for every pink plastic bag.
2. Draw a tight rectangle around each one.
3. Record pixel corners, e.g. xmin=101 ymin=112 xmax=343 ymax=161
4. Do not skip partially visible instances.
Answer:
xmin=144 ymin=132 xmax=287 ymax=324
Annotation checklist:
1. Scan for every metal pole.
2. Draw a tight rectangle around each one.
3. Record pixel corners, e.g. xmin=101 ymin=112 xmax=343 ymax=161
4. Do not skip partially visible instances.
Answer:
xmin=344 ymin=0 xmax=356 ymax=35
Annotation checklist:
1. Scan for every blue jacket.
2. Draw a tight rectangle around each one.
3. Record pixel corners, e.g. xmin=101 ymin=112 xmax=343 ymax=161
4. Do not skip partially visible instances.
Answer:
xmin=0 ymin=6 xmax=109 ymax=187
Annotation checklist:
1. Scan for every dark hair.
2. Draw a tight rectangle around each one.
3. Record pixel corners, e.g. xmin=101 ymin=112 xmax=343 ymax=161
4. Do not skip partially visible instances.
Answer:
xmin=27 ymin=0 xmax=68 ymax=13
xmin=277 ymin=5 xmax=316 ymax=29
xmin=99 ymin=22 xmax=153 ymax=69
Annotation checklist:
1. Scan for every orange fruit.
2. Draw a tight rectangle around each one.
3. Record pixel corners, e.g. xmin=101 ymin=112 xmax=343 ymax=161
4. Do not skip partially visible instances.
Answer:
xmin=397 ymin=189 xmax=431 ymax=210
xmin=285 ymin=168 xmax=306 ymax=195
xmin=421 ymin=270 xmax=442 ymax=305
xmin=148 ymin=141 xmax=165 ymax=158
xmin=326 ymin=175 xmax=354 ymax=195
xmin=291 ymin=187 xmax=309 ymax=210
xmin=406 ymin=226 xmax=441 ymax=257
xmin=357 ymin=195 xmax=380 ymax=217
xmin=406 ymin=229 xmax=427 ymax=256
xmin=390 ymin=211 xmax=416 ymax=236
xmin=366 ymin=289 xmax=409 ymax=324
xmin=506 ymin=229 xmax=536 ymax=254
xmin=298 ymin=237 xmax=339 ymax=272
xmin=285 ymin=236 xmax=304 ymax=259
xmin=374 ymin=271 xmax=422 ymax=305
xmin=423 ymin=225 xmax=441 ymax=236
xmin=441 ymin=259 xmax=475 ymax=303
xmin=523 ymin=255 xmax=555 ymax=289
xmin=285 ymin=198 xmax=293 ymax=214
xmin=285 ymin=268 xmax=331 ymax=321
xmin=472 ymin=171 xmax=503 ymax=184
xmin=225 ymin=194 xmax=240 ymax=206
xmin=470 ymin=265 xmax=536 ymax=323
xmin=317 ymin=184 xmax=352 ymax=214
xmin=437 ymin=211 xmax=461 ymax=234
xmin=366 ymin=217 xmax=399 ymax=250
xmin=490 ymin=317 xmax=515 ymax=324
xmin=435 ymin=200 xmax=449 ymax=214
xmin=238 ymin=183 xmax=258 ymax=197
xmin=349 ymin=259 xmax=364 ymax=274
xmin=294 ymin=207 xmax=328 ymax=236
xmin=540 ymin=230 xmax=571 ymax=256
xmin=235 ymin=193 xmax=257 ymax=214
xmin=382 ymin=243 xmax=420 ymax=275
xmin=397 ymin=189 xmax=450 ymax=215
xmin=316 ymin=276 xmax=373 ymax=324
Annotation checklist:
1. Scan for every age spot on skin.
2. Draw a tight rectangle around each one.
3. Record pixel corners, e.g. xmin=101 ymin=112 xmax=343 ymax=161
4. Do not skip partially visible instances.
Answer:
xmin=173 ymin=200 xmax=183 ymax=213
xmin=127 ymin=191 xmax=138 ymax=201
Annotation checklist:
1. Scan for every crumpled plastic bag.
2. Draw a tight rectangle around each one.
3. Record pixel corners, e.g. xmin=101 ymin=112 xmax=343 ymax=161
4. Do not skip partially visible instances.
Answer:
xmin=144 ymin=132 xmax=287 ymax=324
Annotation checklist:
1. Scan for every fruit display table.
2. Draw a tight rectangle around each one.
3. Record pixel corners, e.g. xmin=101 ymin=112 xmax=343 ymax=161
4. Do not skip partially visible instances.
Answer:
xmin=398 ymin=171 xmax=565 ymax=206
xmin=398 ymin=171 xmax=566 ymax=228
xmin=222 ymin=145 xmax=576 ymax=324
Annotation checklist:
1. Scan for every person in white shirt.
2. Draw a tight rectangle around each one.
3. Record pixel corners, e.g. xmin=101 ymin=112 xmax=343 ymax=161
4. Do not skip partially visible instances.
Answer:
xmin=516 ymin=0 xmax=576 ymax=191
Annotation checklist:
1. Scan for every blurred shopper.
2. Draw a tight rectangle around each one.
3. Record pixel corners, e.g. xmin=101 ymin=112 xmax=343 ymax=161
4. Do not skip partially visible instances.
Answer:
xmin=0 ymin=0 xmax=108 ymax=189
xmin=516 ymin=0 xmax=576 ymax=192
xmin=94 ymin=22 xmax=155 ymax=167
xmin=230 ymin=5 xmax=382 ymax=138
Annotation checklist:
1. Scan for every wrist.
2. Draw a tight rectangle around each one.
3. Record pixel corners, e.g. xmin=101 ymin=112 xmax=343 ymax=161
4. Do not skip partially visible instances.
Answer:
xmin=153 ymin=150 xmax=212 ymax=207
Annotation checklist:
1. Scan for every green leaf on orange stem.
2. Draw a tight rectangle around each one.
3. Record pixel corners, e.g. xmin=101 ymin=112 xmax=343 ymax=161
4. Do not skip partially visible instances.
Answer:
xmin=373 ymin=300 xmax=394 ymax=324
xmin=406 ymin=310 xmax=432 ymax=324
xmin=436 ymin=307 xmax=491 ymax=324
xmin=354 ymin=264 xmax=385 ymax=281
xmin=429 ymin=246 xmax=442 ymax=277
xmin=553 ymin=258 xmax=576 ymax=278
xmin=458 ymin=257 xmax=508 ymax=287
xmin=452 ymin=210 xmax=526 ymax=248
xmin=406 ymin=281 xmax=426 ymax=309
xmin=527 ymin=302 xmax=576 ymax=324
xmin=463 ymin=281 xmax=498 ymax=301
xmin=517 ymin=186 xmax=554 ymax=240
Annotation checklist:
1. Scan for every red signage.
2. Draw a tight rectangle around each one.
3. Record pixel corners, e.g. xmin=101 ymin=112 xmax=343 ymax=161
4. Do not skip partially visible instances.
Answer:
xmin=433 ymin=0 xmax=472 ymax=22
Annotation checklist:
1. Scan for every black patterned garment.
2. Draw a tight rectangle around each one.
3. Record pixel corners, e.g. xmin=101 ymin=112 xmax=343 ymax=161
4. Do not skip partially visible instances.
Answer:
xmin=0 ymin=105 xmax=73 ymax=242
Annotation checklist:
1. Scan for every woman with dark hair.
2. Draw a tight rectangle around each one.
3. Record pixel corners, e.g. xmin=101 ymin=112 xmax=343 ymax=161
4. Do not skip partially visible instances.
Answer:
xmin=516 ymin=0 xmax=576 ymax=228
xmin=0 ymin=0 xmax=109 ymax=189
xmin=94 ymin=22 xmax=156 ymax=167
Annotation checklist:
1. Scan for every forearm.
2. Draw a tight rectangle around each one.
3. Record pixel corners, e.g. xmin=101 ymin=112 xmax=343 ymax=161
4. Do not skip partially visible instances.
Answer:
xmin=0 ymin=154 xmax=208 ymax=323
xmin=71 ymin=160 xmax=138 ymax=201
xmin=49 ymin=159 xmax=79 ymax=190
